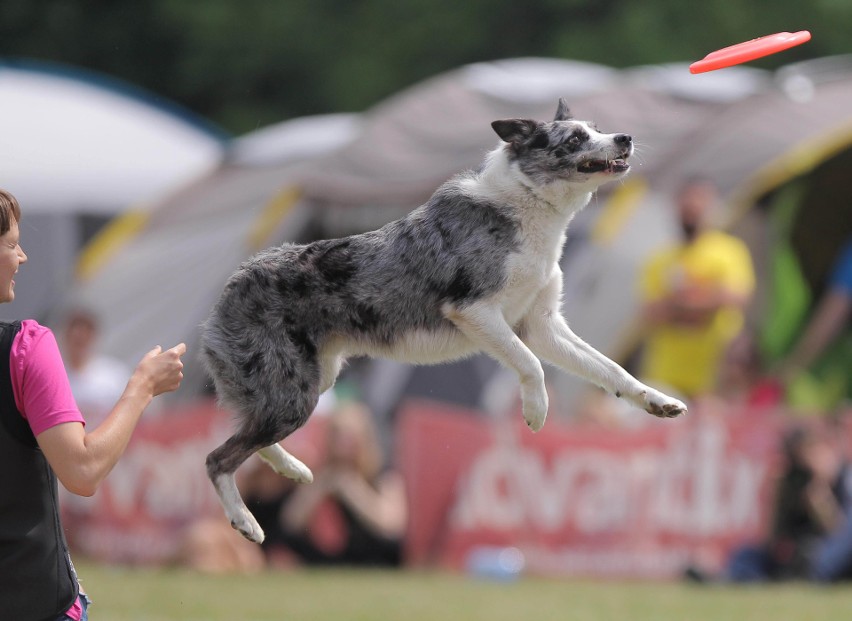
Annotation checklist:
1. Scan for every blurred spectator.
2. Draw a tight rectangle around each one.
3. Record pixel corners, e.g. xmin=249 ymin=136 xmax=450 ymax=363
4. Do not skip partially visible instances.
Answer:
xmin=638 ymin=177 xmax=755 ymax=398
xmin=279 ymin=399 xmax=407 ymax=566
xmin=59 ymin=307 xmax=131 ymax=427
xmin=776 ymin=238 xmax=852 ymax=408
xmin=687 ymin=421 xmax=852 ymax=583
xmin=810 ymin=408 xmax=852 ymax=582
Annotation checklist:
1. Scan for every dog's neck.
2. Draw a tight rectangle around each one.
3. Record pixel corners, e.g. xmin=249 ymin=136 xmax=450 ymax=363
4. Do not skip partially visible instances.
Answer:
xmin=477 ymin=147 xmax=595 ymax=222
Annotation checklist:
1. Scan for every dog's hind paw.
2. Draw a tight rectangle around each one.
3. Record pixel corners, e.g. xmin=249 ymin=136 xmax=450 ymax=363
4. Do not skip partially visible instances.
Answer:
xmin=229 ymin=508 xmax=265 ymax=544
xmin=287 ymin=460 xmax=314 ymax=484
xmin=274 ymin=454 xmax=314 ymax=484
xmin=258 ymin=444 xmax=314 ymax=484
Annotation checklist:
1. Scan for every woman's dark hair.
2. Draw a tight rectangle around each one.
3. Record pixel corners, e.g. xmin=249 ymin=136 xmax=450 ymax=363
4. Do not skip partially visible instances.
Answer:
xmin=0 ymin=189 xmax=21 ymax=235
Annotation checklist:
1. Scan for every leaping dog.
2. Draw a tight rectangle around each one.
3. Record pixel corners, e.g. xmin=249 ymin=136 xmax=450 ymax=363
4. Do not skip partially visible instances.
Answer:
xmin=201 ymin=99 xmax=687 ymax=542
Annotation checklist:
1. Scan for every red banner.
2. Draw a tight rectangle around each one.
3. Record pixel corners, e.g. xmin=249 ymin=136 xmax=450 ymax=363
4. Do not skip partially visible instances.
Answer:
xmin=64 ymin=396 xmax=793 ymax=577
xmin=61 ymin=401 xmax=231 ymax=562
xmin=398 ymin=400 xmax=783 ymax=578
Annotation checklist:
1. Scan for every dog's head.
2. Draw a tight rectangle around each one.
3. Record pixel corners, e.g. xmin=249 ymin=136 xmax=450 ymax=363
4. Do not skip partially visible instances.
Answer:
xmin=491 ymin=98 xmax=633 ymax=191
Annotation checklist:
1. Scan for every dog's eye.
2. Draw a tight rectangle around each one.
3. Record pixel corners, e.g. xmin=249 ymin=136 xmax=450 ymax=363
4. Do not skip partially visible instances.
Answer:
xmin=567 ymin=129 xmax=589 ymax=148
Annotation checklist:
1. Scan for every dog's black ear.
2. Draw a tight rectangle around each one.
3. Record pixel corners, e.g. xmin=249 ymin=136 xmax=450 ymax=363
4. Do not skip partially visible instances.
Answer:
xmin=554 ymin=98 xmax=572 ymax=121
xmin=491 ymin=119 xmax=540 ymax=147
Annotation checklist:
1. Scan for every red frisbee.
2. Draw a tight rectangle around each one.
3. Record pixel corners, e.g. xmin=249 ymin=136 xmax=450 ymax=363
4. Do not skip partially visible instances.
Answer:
xmin=689 ymin=30 xmax=811 ymax=74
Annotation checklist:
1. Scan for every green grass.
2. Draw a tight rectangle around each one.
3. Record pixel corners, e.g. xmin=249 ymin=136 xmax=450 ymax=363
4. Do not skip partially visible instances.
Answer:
xmin=77 ymin=562 xmax=852 ymax=621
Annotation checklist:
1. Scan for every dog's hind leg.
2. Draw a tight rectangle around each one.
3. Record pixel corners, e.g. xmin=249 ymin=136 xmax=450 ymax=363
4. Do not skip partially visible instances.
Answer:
xmin=252 ymin=350 xmax=341 ymax=483
xmin=206 ymin=396 xmax=319 ymax=542
xmin=257 ymin=443 xmax=313 ymax=483
xmin=206 ymin=433 xmax=269 ymax=543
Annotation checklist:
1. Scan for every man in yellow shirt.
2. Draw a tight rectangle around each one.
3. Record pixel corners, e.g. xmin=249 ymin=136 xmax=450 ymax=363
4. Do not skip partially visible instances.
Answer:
xmin=639 ymin=178 xmax=755 ymax=398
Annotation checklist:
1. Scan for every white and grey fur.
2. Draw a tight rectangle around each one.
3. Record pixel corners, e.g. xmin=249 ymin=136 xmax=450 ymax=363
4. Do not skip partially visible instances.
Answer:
xmin=201 ymin=98 xmax=687 ymax=543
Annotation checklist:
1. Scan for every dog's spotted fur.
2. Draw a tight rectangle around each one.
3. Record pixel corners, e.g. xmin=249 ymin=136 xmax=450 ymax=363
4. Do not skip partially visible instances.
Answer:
xmin=202 ymin=99 xmax=687 ymax=543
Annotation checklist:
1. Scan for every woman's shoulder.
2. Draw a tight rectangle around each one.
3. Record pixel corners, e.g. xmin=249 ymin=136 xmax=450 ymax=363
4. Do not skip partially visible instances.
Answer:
xmin=12 ymin=320 xmax=59 ymax=358
xmin=17 ymin=318 xmax=54 ymax=339
xmin=18 ymin=318 xmax=50 ymax=331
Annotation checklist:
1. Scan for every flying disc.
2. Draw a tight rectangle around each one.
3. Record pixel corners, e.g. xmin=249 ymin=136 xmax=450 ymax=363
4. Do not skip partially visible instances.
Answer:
xmin=689 ymin=31 xmax=811 ymax=74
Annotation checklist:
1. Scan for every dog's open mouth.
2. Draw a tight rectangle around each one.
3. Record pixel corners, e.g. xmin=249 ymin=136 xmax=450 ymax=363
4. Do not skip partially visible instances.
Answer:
xmin=577 ymin=158 xmax=630 ymax=174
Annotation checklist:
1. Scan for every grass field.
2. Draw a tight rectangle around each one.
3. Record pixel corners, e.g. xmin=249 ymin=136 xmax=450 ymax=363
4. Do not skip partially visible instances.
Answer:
xmin=76 ymin=562 xmax=852 ymax=621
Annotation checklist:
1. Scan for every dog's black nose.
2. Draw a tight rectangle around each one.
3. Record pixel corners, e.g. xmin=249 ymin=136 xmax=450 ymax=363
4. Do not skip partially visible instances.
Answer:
xmin=614 ymin=134 xmax=632 ymax=145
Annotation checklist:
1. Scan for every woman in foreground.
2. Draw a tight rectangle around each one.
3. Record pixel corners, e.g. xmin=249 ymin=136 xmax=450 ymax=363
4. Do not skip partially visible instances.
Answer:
xmin=0 ymin=189 xmax=186 ymax=620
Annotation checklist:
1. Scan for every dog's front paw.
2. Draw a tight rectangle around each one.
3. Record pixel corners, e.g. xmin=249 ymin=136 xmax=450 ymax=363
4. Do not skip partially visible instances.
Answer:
xmin=640 ymin=388 xmax=687 ymax=419
xmin=521 ymin=381 xmax=548 ymax=432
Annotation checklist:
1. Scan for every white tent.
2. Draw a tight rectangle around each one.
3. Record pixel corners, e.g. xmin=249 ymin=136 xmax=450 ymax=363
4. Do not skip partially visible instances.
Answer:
xmin=0 ymin=59 xmax=226 ymax=322
xmin=0 ymin=59 xmax=225 ymax=214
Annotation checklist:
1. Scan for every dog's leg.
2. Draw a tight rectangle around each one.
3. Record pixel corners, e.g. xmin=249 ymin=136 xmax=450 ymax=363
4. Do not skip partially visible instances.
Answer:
xmin=522 ymin=274 xmax=687 ymax=419
xmin=206 ymin=404 xmax=317 ymax=544
xmin=254 ymin=349 xmax=340 ymax=482
xmin=444 ymin=301 xmax=548 ymax=431
xmin=206 ymin=434 xmax=268 ymax=543
xmin=257 ymin=443 xmax=313 ymax=483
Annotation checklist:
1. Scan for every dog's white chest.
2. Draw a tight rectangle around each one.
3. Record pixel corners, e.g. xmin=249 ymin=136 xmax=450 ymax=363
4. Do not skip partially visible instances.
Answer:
xmin=499 ymin=229 xmax=564 ymax=325
xmin=500 ymin=260 xmax=549 ymax=324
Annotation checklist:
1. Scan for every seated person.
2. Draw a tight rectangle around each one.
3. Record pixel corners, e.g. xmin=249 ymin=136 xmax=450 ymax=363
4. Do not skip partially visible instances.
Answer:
xmin=686 ymin=422 xmax=850 ymax=583
xmin=278 ymin=400 xmax=407 ymax=566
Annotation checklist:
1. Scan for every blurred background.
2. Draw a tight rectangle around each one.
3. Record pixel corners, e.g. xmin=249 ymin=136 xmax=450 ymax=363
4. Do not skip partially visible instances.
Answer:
xmin=3 ymin=0 xmax=852 ymax=614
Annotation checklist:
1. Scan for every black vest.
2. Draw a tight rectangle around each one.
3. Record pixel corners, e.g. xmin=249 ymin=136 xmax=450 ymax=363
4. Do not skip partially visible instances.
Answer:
xmin=0 ymin=321 xmax=79 ymax=621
